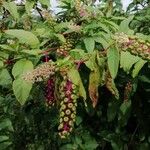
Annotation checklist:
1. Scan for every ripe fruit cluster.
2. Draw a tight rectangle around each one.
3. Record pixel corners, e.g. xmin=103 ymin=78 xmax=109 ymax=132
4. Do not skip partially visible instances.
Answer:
xmin=45 ymin=78 xmax=55 ymax=106
xmin=58 ymin=78 xmax=78 ymax=138
xmin=124 ymin=82 xmax=132 ymax=102
xmin=114 ymin=33 xmax=150 ymax=61
xmin=57 ymin=40 xmax=74 ymax=57
xmin=23 ymin=60 xmax=56 ymax=83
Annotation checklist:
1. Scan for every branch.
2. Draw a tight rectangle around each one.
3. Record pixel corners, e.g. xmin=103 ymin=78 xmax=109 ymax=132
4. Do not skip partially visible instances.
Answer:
xmin=39 ymin=47 xmax=59 ymax=55
xmin=36 ymin=7 xmax=44 ymax=21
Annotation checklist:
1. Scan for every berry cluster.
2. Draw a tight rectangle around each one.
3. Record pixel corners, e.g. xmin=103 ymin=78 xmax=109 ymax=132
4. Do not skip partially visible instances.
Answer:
xmin=58 ymin=78 xmax=78 ymax=138
xmin=114 ymin=33 xmax=150 ymax=61
xmin=23 ymin=60 xmax=56 ymax=83
xmin=57 ymin=40 xmax=74 ymax=57
xmin=124 ymin=82 xmax=132 ymax=102
xmin=45 ymin=78 xmax=55 ymax=106
xmin=75 ymin=0 xmax=88 ymax=17
xmin=105 ymin=71 xmax=119 ymax=99
xmin=42 ymin=10 xmax=56 ymax=27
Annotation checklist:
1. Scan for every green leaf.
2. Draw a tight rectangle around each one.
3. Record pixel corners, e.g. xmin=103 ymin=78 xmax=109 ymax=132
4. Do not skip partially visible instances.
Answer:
xmin=0 ymin=118 xmax=13 ymax=131
xmin=39 ymin=0 xmax=50 ymax=8
xmin=103 ymin=20 xmax=119 ymax=31
xmin=132 ymin=59 xmax=146 ymax=78
xmin=0 ymin=142 xmax=12 ymax=150
xmin=84 ymin=38 xmax=95 ymax=52
xmin=139 ymin=143 xmax=150 ymax=150
xmin=0 ymin=69 xmax=12 ymax=86
xmin=136 ymin=33 xmax=150 ymax=42
xmin=97 ymin=22 xmax=110 ymax=33
xmin=120 ymin=51 xmax=140 ymax=73
xmin=94 ymin=36 xmax=109 ymax=49
xmin=120 ymin=101 xmax=131 ymax=115
xmin=118 ymin=101 xmax=131 ymax=126
xmin=21 ymin=49 xmax=42 ymax=56
xmin=0 ymin=52 xmax=9 ymax=59
xmin=25 ymin=1 xmax=35 ymax=15
xmin=107 ymin=47 xmax=119 ymax=79
xmin=76 ymin=116 xmax=82 ymax=126
xmin=13 ymin=78 xmax=32 ymax=105
xmin=0 ymin=136 xmax=9 ymax=143
xmin=60 ymin=144 xmax=77 ymax=150
xmin=3 ymin=2 xmax=19 ymax=20
xmin=0 ymin=61 xmax=3 ymax=68
xmin=5 ymin=30 xmax=40 ymax=48
xmin=107 ymin=100 xmax=120 ymax=122
xmin=119 ymin=16 xmax=134 ymax=33
xmin=54 ymin=34 xmax=66 ymax=43
xmin=82 ymin=134 xmax=98 ymax=150
xmin=139 ymin=75 xmax=150 ymax=83
xmin=0 ymin=44 xmax=14 ymax=51
xmin=12 ymin=59 xmax=34 ymax=79
xmin=69 ymin=49 xmax=86 ymax=60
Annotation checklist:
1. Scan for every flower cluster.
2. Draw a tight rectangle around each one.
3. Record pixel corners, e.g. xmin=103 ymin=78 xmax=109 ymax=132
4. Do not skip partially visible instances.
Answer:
xmin=124 ymin=82 xmax=132 ymax=102
xmin=23 ymin=60 xmax=56 ymax=83
xmin=57 ymin=40 xmax=74 ymax=57
xmin=113 ymin=32 xmax=130 ymax=44
xmin=58 ymin=78 xmax=78 ymax=138
xmin=45 ymin=77 xmax=55 ymax=106
xmin=114 ymin=33 xmax=150 ymax=60
xmin=68 ymin=23 xmax=81 ymax=32
xmin=105 ymin=71 xmax=119 ymax=99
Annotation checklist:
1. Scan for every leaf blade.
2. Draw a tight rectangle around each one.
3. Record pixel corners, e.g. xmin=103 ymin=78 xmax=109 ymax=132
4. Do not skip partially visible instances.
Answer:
xmin=5 ymin=30 xmax=40 ymax=48
xmin=107 ymin=47 xmax=119 ymax=79
xmin=13 ymin=78 xmax=32 ymax=105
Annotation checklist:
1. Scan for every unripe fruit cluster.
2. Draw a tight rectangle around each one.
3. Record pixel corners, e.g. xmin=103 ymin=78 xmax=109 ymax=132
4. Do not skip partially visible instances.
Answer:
xmin=114 ymin=33 xmax=150 ymax=61
xmin=41 ymin=10 xmax=56 ymax=26
xmin=75 ymin=0 xmax=89 ymax=17
xmin=57 ymin=40 xmax=74 ymax=57
xmin=23 ymin=60 xmax=57 ymax=83
xmin=124 ymin=82 xmax=132 ymax=102
xmin=125 ymin=37 xmax=150 ymax=60
xmin=45 ymin=78 xmax=55 ymax=106
xmin=58 ymin=78 xmax=78 ymax=138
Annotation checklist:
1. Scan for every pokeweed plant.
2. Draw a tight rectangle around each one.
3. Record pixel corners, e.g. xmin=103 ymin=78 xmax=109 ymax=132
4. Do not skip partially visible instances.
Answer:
xmin=0 ymin=0 xmax=150 ymax=149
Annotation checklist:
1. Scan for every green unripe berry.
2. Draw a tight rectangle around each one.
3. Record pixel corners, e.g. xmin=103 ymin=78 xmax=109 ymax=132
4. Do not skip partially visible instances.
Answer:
xmin=143 ymin=45 xmax=148 ymax=50
xmin=59 ymin=133 xmax=66 ymax=139
xmin=68 ymin=103 xmax=73 ymax=108
xmin=65 ymin=109 xmax=71 ymax=115
xmin=71 ymin=113 xmax=76 ymax=119
xmin=69 ymin=127 xmax=73 ymax=132
xmin=60 ymin=118 xmax=63 ymax=123
xmin=72 ymin=84 xmax=76 ymax=89
xmin=69 ymin=120 xmax=73 ymax=126
xmin=58 ymin=123 xmax=63 ymax=130
xmin=72 ymin=106 xmax=76 ymax=111
xmin=62 ymin=130 xmax=68 ymax=135
xmin=64 ymin=98 xmax=69 ymax=102
xmin=71 ymin=94 xmax=77 ymax=99
xmin=60 ymin=112 xmax=65 ymax=117
xmin=60 ymin=101 xmax=64 ymax=106
xmin=64 ymin=117 xmax=69 ymax=122
xmin=61 ymin=104 xmax=66 ymax=110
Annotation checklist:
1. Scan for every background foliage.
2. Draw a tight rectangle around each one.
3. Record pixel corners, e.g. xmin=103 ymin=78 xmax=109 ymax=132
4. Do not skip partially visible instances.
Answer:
xmin=0 ymin=0 xmax=150 ymax=150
